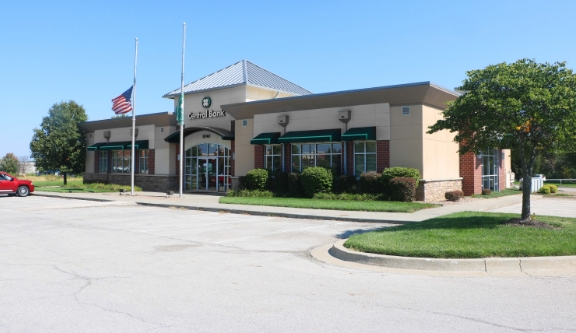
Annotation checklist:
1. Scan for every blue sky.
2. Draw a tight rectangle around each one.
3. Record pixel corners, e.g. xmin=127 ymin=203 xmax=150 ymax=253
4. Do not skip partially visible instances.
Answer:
xmin=1 ymin=0 xmax=575 ymax=159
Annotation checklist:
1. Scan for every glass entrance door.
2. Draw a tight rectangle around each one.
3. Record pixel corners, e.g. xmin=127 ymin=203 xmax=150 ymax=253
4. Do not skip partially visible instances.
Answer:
xmin=184 ymin=143 xmax=231 ymax=192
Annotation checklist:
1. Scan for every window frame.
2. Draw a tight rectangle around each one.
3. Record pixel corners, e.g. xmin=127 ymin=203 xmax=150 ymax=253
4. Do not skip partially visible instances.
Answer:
xmin=139 ymin=149 xmax=149 ymax=174
xmin=111 ymin=150 xmax=131 ymax=174
xmin=290 ymin=142 xmax=342 ymax=174
xmin=264 ymin=144 xmax=282 ymax=172
xmin=98 ymin=151 xmax=108 ymax=173
xmin=353 ymin=141 xmax=377 ymax=177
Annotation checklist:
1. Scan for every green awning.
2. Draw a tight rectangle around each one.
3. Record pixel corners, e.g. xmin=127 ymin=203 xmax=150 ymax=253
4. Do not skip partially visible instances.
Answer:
xmin=250 ymin=132 xmax=281 ymax=145
xmin=278 ymin=129 xmax=341 ymax=143
xmin=97 ymin=140 xmax=149 ymax=150
xmin=87 ymin=143 xmax=106 ymax=151
xmin=341 ymin=127 xmax=376 ymax=141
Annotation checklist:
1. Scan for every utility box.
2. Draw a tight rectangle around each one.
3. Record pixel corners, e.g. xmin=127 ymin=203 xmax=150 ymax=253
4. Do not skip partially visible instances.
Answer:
xmin=277 ymin=115 xmax=289 ymax=127
xmin=338 ymin=110 xmax=351 ymax=123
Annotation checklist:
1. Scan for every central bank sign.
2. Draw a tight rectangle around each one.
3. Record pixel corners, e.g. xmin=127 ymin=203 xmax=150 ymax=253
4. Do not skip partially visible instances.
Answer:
xmin=188 ymin=96 xmax=227 ymax=120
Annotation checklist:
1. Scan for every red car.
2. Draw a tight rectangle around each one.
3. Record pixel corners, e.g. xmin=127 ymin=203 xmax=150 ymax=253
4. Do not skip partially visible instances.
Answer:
xmin=0 ymin=172 xmax=34 ymax=197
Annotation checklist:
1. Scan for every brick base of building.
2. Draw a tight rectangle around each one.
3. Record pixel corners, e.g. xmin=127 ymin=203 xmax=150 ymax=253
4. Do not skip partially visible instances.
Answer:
xmin=416 ymin=178 xmax=463 ymax=202
xmin=84 ymin=173 xmax=179 ymax=192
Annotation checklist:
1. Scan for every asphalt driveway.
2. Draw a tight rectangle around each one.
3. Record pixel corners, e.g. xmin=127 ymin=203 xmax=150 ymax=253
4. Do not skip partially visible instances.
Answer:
xmin=1 ymin=196 xmax=575 ymax=332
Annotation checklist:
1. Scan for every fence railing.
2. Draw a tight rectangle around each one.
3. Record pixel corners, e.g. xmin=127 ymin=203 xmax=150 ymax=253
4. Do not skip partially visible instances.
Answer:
xmin=545 ymin=179 xmax=576 ymax=185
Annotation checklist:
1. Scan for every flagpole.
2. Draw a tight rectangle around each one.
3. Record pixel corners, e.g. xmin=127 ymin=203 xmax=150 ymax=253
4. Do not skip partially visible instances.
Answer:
xmin=179 ymin=23 xmax=186 ymax=198
xmin=131 ymin=38 xmax=138 ymax=196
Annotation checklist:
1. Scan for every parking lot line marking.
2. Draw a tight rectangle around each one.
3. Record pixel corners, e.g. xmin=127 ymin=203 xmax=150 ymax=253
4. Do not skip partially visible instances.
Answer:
xmin=213 ymin=221 xmax=351 ymax=244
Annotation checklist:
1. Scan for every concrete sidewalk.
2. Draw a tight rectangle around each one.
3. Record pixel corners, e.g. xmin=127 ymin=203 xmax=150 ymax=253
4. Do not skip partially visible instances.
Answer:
xmin=32 ymin=190 xmax=539 ymax=223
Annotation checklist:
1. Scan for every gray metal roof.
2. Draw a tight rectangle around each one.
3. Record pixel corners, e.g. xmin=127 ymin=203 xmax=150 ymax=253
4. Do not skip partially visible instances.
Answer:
xmin=163 ymin=60 xmax=312 ymax=98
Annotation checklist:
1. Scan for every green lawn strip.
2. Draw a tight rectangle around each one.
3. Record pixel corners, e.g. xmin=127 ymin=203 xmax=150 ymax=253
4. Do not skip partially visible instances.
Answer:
xmin=35 ymin=187 xmax=117 ymax=193
xmin=219 ymin=197 xmax=439 ymax=213
xmin=344 ymin=212 xmax=576 ymax=258
xmin=32 ymin=179 xmax=84 ymax=187
xmin=471 ymin=188 xmax=521 ymax=198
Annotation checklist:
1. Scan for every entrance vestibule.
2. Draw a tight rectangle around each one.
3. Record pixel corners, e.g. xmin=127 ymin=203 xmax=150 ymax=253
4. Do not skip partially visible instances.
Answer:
xmin=185 ymin=143 xmax=231 ymax=192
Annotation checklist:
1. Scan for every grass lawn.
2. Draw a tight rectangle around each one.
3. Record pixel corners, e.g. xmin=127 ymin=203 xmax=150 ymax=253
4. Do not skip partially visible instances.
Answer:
xmin=471 ymin=188 xmax=521 ymax=198
xmin=344 ymin=212 xmax=576 ymax=258
xmin=20 ymin=175 xmax=84 ymax=187
xmin=219 ymin=197 xmax=439 ymax=213
xmin=35 ymin=187 xmax=118 ymax=193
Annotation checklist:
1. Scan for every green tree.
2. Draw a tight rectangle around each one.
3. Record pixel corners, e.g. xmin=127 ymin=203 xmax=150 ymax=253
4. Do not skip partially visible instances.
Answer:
xmin=428 ymin=59 xmax=576 ymax=221
xmin=30 ymin=101 xmax=88 ymax=185
xmin=0 ymin=153 xmax=20 ymax=174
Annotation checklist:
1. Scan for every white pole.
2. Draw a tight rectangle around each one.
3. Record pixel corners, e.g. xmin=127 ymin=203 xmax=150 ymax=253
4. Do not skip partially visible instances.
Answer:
xmin=179 ymin=23 xmax=186 ymax=198
xmin=131 ymin=38 xmax=138 ymax=196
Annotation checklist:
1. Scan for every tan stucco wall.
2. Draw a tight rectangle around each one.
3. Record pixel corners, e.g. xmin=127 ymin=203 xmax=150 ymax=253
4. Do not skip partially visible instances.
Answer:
xmin=255 ymin=103 xmax=390 ymax=140
xmin=421 ymin=105 xmax=459 ymax=180
xmin=184 ymin=130 xmax=229 ymax=151
xmin=93 ymin=124 xmax=155 ymax=148
xmin=234 ymin=119 xmax=255 ymax=176
xmin=155 ymin=125 xmax=176 ymax=175
xmin=85 ymin=151 xmax=94 ymax=173
xmin=246 ymin=86 xmax=296 ymax=102
xmin=389 ymin=105 xmax=424 ymax=174
xmin=178 ymin=86 xmax=245 ymax=130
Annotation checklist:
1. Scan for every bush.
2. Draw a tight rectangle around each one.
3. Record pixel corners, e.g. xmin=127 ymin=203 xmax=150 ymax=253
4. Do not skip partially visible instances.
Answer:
xmin=333 ymin=175 xmax=357 ymax=194
xmin=548 ymin=184 xmax=558 ymax=193
xmin=238 ymin=176 xmax=247 ymax=190
xmin=482 ymin=189 xmax=492 ymax=195
xmin=245 ymin=168 xmax=268 ymax=191
xmin=445 ymin=190 xmax=464 ymax=201
xmin=300 ymin=167 xmax=333 ymax=198
xmin=313 ymin=192 xmax=381 ymax=201
xmin=226 ymin=189 xmax=274 ymax=198
xmin=359 ymin=172 xmax=383 ymax=194
xmin=288 ymin=173 xmax=303 ymax=197
xmin=539 ymin=185 xmax=551 ymax=194
xmin=272 ymin=171 xmax=289 ymax=193
xmin=381 ymin=167 xmax=421 ymax=188
xmin=389 ymin=177 xmax=417 ymax=202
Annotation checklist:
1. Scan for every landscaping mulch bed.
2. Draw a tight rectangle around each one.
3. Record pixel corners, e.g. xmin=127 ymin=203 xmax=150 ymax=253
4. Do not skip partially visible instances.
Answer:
xmin=505 ymin=218 xmax=559 ymax=230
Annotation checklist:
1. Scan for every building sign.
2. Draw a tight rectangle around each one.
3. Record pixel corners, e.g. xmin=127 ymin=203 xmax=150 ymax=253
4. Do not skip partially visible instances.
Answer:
xmin=188 ymin=110 xmax=227 ymax=120
xmin=202 ymin=96 xmax=211 ymax=108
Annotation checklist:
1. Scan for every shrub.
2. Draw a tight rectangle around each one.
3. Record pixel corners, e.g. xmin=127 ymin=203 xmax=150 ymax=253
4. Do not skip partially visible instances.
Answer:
xmin=288 ymin=173 xmax=303 ymax=197
xmin=381 ymin=167 xmax=421 ymax=188
xmin=245 ymin=168 xmax=268 ymax=191
xmin=539 ymin=185 xmax=551 ymax=194
xmin=482 ymin=189 xmax=492 ymax=195
xmin=300 ymin=167 xmax=333 ymax=198
xmin=445 ymin=190 xmax=464 ymax=201
xmin=359 ymin=172 xmax=383 ymax=194
xmin=333 ymin=175 xmax=357 ymax=194
xmin=226 ymin=189 xmax=274 ymax=198
xmin=272 ymin=171 xmax=289 ymax=193
xmin=313 ymin=192 xmax=381 ymax=201
xmin=389 ymin=177 xmax=417 ymax=202
xmin=548 ymin=184 xmax=558 ymax=193
xmin=238 ymin=176 xmax=247 ymax=190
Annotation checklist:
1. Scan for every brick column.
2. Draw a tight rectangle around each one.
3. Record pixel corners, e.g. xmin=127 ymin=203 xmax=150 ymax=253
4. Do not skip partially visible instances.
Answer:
xmin=94 ymin=151 xmax=99 ymax=173
xmin=148 ymin=149 xmax=155 ymax=175
xmin=283 ymin=144 xmax=291 ymax=173
xmin=254 ymin=145 xmax=264 ymax=169
xmin=346 ymin=142 xmax=354 ymax=176
xmin=376 ymin=140 xmax=390 ymax=173
xmin=460 ymin=151 xmax=482 ymax=196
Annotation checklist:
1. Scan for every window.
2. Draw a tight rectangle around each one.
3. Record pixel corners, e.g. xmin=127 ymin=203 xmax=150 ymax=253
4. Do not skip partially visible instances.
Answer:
xmin=112 ymin=150 xmax=131 ymax=173
xmin=139 ymin=150 xmax=149 ymax=174
xmin=98 ymin=151 xmax=108 ymax=173
xmin=481 ymin=147 xmax=499 ymax=191
xmin=354 ymin=141 xmax=376 ymax=176
xmin=402 ymin=106 xmax=410 ymax=115
xmin=264 ymin=145 xmax=282 ymax=172
xmin=242 ymin=120 xmax=248 ymax=127
xmin=291 ymin=143 xmax=341 ymax=174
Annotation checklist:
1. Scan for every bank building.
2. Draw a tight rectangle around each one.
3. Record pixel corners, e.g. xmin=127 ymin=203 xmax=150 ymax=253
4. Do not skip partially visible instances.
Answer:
xmin=80 ymin=60 xmax=512 ymax=201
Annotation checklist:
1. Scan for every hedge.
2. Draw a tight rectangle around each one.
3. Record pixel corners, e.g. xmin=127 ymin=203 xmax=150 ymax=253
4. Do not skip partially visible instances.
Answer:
xmin=245 ymin=168 xmax=268 ymax=190
xmin=389 ymin=177 xmax=417 ymax=202
xmin=300 ymin=167 xmax=333 ymax=198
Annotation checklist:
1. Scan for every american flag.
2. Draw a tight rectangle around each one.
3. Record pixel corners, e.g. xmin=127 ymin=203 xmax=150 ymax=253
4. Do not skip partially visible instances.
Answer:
xmin=111 ymin=86 xmax=133 ymax=114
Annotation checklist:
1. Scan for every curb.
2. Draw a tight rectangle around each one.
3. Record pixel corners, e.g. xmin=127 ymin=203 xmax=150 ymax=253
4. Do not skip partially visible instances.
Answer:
xmin=135 ymin=202 xmax=410 ymax=224
xmin=329 ymin=240 xmax=576 ymax=272
xmin=32 ymin=192 xmax=412 ymax=224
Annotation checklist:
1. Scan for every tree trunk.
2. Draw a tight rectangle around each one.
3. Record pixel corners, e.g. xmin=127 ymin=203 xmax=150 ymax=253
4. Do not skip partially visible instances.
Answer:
xmin=519 ymin=145 xmax=531 ymax=221
xmin=63 ymin=172 xmax=67 ymax=186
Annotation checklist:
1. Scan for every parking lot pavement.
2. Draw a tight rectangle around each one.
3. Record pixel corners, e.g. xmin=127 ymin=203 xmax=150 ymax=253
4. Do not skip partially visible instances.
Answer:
xmin=489 ymin=197 xmax=576 ymax=218
xmin=1 ymin=196 xmax=576 ymax=332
